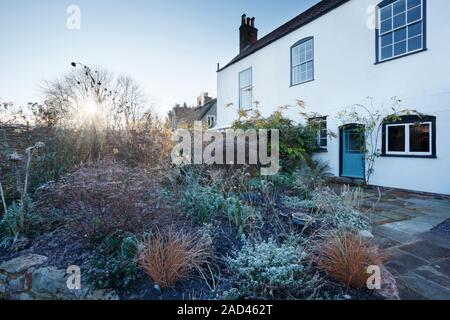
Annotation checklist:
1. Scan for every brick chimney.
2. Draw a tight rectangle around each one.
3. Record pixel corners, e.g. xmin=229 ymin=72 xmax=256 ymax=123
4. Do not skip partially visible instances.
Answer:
xmin=197 ymin=92 xmax=212 ymax=107
xmin=239 ymin=14 xmax=258 ymax=53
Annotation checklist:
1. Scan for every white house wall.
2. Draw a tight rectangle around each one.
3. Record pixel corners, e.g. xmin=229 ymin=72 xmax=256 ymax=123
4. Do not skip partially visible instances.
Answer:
xmin=217 ymin=0 xmax=450 ymax=195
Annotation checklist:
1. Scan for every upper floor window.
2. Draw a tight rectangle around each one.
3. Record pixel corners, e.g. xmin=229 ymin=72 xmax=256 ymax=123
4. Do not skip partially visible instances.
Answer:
xmin=239 ymin=68 xmax=253 ymax=110
xmin=291 ymin=37 xmax=314 ymax=86
xmin=378 ymin=0 xmax=426 ymax=62
xmin=382 ymin=115 xmax=436 ymax=158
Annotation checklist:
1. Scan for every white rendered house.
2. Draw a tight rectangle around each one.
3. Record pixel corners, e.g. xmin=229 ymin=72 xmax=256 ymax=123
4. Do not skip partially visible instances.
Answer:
xmin=216 ymin=0 xmax=450 ymax=195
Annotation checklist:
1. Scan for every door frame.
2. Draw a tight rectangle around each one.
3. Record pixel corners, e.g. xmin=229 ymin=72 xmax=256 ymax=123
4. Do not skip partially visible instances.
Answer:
xmin=339 ymin=123 xmax=366 ymax=180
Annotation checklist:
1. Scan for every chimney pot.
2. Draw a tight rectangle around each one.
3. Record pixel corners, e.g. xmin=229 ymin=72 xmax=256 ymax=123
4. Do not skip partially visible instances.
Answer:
xmin=239 ymin=14 xmax=258 ymax=53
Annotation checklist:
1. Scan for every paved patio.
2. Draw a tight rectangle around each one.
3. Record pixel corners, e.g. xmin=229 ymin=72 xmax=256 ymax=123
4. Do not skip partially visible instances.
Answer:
xmin=363 ymin=187 xmax=450 ymax=300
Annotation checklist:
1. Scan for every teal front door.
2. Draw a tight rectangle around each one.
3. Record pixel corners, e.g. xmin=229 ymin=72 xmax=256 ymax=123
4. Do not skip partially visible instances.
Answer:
xmin=340 ymin=125 xmax=365 ymax=179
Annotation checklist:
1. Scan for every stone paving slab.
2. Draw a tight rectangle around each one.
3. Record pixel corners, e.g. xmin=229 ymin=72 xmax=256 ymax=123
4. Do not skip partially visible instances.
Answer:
xmin=431 ymin=258 xmax=450 ymax=276
xmin=399 ymin=240 xmax=450 ymax=263
xmin=385 ymin=249 xmax=428 ymax=275
xmin=382 ymin=219 xmax=436 ymax=235
xmin=373 ymin=225 xmax=418 ymax=244
xmin=414 ymin=265 xmax=450 ymax=289
xmin=397 ymin=272 xmax=450 ymax=300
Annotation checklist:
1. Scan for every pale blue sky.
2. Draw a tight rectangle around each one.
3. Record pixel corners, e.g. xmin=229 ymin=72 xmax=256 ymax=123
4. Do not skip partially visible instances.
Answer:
xmin=0 ymin=0 xmax=319 ymax=116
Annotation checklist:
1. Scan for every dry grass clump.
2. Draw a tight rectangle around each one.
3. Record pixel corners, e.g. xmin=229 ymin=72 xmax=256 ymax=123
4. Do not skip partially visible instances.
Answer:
xmin=138 ymin=230 xmax=212 ymax=289
xmin=314 ymin=229 xmax=386 ymax=289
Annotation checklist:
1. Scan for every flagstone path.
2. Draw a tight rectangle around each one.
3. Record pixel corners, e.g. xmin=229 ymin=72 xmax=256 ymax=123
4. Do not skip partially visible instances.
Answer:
xmin=363 ymin=187 xmax=450 ymax=300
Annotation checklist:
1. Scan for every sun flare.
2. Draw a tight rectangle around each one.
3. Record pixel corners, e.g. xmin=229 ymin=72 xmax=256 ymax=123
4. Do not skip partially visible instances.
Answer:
xmin=83 ymin=100 xmax=99 ymax=116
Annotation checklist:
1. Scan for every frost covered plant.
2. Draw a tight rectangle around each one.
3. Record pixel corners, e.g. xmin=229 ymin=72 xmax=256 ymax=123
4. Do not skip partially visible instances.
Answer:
xmin=281 ymin=195 xmax=305 ymax=210
xmin=298 ymin=187 xmax=369 ymax=231
xmin=181 ymin=185 xmax=225 ymax=224
xmin=226 ymin=238 xmax=321 ymax=299
xmin=222 ymin=195 xmax=261 ymax=236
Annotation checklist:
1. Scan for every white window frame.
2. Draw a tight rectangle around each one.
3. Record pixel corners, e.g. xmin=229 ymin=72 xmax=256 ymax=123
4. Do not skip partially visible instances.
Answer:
xmin=378 ymin=0 xmax=425 ymax=62
xmin=239 ymin=68 xmax=253 ymax=110
xmin=385 ymin=121 xmax=432 ymax=156
xmin=207 ymin=115 xmax=215 ymax=128
xmin=291 ymin=37 xmax=314 ymax=86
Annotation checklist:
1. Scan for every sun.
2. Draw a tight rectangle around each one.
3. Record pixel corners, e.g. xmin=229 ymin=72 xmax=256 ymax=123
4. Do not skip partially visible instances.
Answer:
xmin=82 ymin=100 xmax=99 ymax=116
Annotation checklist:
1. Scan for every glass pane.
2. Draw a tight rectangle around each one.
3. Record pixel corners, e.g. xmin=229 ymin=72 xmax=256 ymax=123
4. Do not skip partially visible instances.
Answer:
xmin=408 ymin=6 xmax=421 ymax=23
xmin=388 ymin=126 xmax=406 ymax=152
xmin=408 ymin=35 xmax=422 ymax=51
xmin=410 ymin=123 xmax=430 ymax=152
xmin=393 ymin=0 xmax=406 ymax=15
xmin=306 ymin=69 xmax=313 ymax=81
xmin=394 ymin=40 xmax=407 ymax=55
xmin=393 ymin=13 xmax=406 ymax=29
xmin=394 ymin=27 xmax=407 ymax=42
xmin=380 ymin=6 xmax=392 ymax=21
xmin=306 ymin=48 xmax=313 ymax=61
xmin=381 ymin=33 xmax=393 ymax=47
xmin=240 ymin=88 xmax=252 ymax=109
xmin=292 ymin=47 xmax=300 ymax=65
xmin=239 ymin=69 xmax=252 ymax=89
xmin=408 ymin=0 xmax=421 ymax=9
xmin=347 ymin=130 xmax=364 ymax=153
xmin=381 ymin=19 xmax=392 ymax=34
xmin=292 ymin=66 xmax=299 ymax=84
xmin=382 ymin=45 xmax=393 ymax=60
xmin=408 ymin=22 xmax=422 ymax=38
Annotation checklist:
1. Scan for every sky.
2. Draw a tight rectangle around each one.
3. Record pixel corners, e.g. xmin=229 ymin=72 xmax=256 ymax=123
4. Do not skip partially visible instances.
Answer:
xmin=0 ymin=0 xmax=320 ymax=117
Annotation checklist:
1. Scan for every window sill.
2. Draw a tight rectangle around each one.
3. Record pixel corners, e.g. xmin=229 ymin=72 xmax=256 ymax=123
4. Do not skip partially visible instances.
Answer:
xmin=290 ymin=79 xmax=315 ymax=87
xmin=381 ymin=154 xmax=437 ymax=159
xmin=375 ymin=48 xmax=428 ymax=65
xmin=313 ymin=149 xmax=328 ymax=153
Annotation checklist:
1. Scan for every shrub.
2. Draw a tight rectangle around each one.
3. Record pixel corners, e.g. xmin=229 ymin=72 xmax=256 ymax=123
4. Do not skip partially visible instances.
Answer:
xmin=232 ymin=109 xmax=317 ymax=174
xmin=86 ymin=232 xmax=140 ymax=289
xmin=0 ymin=198 xmax=58 ymax=248
xmin=222 ymin=195 xmax=261 ymax=236
xmin=226 ymin=238 xmax=321 ymax=299
xmin=139 ymin=230 xmax=212 ymax=289
xmin=181 ymin=185 xmax=224 ymax=224
xmin=42 ymin=163 xmax=161 ymax=239
xmin=292 ymin=160 xmax=332 ymax=198
xmin=314 ymin=229 xmax=386 ymax=289
xmin=298 ymin=187 xmax=370 ymax=231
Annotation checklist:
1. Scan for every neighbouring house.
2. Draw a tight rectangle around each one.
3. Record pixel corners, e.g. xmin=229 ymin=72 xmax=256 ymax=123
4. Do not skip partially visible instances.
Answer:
xmin=216 ymin=0 xmax=450 ymax=195
xmin=168 ymin=92 xmax=217 ymax=130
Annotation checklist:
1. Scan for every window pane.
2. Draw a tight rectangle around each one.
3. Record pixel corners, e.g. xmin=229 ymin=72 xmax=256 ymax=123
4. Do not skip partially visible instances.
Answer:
xmin=381 ymin=33 xmax=393 ymax=47
xmin=408 ymin=0 xmax=421 ymax=9
xmin=408 ymin=6 xmax=421 ymax=23
xmin=394 ymin=40 xmax=407 ymax=55
xmin=380 ymin=6 xmax=392 ymax=21
xmin=239 ymin=69 xmax=252 ymax=89
xmin=393 ymin=0 xmax=406 ymax=15
xmin=408 ymin=22 xmax=422 ymax=38
xmin=381 ymin=19 xmax=392 ymax=33
xmin=240 ymin=87 xmax=252 ymax=109
xmin=410 ymin=123 xmax=430 ymax=152
xmin=382 ymin=45 xmax=393 ymax=60
xmin=408 ymin=35 xmax=422 ymax=51
xmin=394 ymin=27 xmax=407 ymax=42
xmin=347 ymin=130 xmax=364 ymax=153
xmin=393 ymin=13 xmax=406 ymax=29
xmin=388 ymin=126 xmax=406 ymax=152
